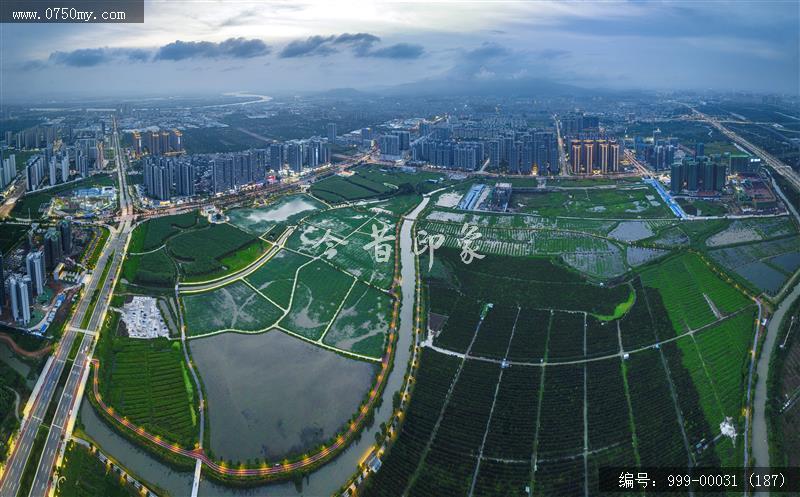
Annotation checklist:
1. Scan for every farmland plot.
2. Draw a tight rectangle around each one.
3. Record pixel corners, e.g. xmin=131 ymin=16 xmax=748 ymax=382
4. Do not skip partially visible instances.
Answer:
xmin=244 ymin=248 xmax=311 ymax=308
xmin=279 ymin=260 xmax=355 ymax=340
xmin=323 ymin=282 xmax=393 ymax=358
xmin=183 ymin=281 xmax=283 ymax=336
xmin=98 ymin=338 xmax=197 ymax=447
xmin=361 ymin=350 xmax=461 ymax=497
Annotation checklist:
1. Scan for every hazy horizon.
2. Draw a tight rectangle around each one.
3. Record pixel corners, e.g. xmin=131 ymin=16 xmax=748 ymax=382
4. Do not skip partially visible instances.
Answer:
xmin=1 ymin=0 xmax=798 ymax=101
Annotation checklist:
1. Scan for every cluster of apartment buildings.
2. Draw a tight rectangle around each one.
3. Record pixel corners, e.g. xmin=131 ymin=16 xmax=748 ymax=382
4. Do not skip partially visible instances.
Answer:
xmin=2 ymin=221 xmax=71 ymax=325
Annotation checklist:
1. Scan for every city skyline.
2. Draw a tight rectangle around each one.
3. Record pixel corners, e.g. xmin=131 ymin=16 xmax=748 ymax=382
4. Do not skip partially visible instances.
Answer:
xmin=1 ymin=0 xmax=798 ymax=100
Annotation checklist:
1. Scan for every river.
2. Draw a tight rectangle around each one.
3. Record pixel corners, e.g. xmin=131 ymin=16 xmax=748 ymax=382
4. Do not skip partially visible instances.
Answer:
xmin=751 ymin=282 xmax=800 ymax=475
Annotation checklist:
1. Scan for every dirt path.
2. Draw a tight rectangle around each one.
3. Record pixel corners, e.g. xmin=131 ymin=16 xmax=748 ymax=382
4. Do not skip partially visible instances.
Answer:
xmin=0 ymin=333 xmax=52 ymax=359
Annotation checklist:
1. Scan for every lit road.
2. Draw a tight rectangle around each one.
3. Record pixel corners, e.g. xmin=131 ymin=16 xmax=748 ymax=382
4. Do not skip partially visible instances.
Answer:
xmin=8 ymin=117 xmax=135 ymax=497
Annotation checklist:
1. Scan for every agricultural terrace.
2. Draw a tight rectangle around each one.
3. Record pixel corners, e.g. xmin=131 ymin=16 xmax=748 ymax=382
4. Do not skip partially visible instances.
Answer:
xmin=181 ymin=198 xmax=403 ymax=361
xmin=122 ymin=210 xmax=270 ymax=286
xmin=310 ymin=164 xmax=445 ymax=204
xmin=363 ymin=232 xmax=757 ymax=495
xmin=94 ymin=315 xmax=198 ymax=449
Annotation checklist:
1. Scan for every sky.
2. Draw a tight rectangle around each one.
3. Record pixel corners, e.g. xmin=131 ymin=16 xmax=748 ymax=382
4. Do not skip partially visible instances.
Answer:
xmin=1 ymin=0 xmax=798 ymax=100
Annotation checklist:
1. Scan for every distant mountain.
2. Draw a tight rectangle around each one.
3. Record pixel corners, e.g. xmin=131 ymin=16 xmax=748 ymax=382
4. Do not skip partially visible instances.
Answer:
xmin=314 ymin=87 xmax=375 ymax=98
xmin=375 ymin=76 xmax=605 ymax=97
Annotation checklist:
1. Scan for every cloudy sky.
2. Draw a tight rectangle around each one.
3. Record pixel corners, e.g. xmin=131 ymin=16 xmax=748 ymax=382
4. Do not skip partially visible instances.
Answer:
xmin=1 ymin=0 xmax=798 ymax=100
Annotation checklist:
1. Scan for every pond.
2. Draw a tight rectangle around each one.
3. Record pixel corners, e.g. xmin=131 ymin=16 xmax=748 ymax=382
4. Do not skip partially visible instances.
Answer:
xmin=227 ymin=195 xmax=324 ymax=235
xmin=189 ymin=330 xmax=377 ymax=462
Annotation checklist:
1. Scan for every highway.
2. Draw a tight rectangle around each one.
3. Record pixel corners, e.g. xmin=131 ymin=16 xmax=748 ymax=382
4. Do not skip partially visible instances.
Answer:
xmin=689 ymin=106 xmax=800 ymax=192
xmin=0 ymin=117 xmax=135 ymax=497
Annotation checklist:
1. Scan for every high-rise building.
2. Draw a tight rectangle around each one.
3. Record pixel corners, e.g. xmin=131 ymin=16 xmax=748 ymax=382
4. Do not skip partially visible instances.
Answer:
xmin=176 ymin=162 xmax=195 ymax=196
xmin=268 ymin=143 xmax=283 ymax=171
xmin=44 ymin=229 xmax=63 ymax=270
xmin=59 ymin=219 xmax=72 ymax=254
xmin=488 ymin=140 xmax=501 ymax=168
xmin=695 ymin=142 xmax=705 ymax=157
xmin=60 ymin=155 xmax=69 ymax=183
xmin=49 ymin=156 xmax=57 ymax=187
xmin=327 ymin=123 xmax=337 ymax=144
xmin=25 ymin=250 xmax=45 ymax=296
xmin=379 ymin=135 xmax=401 ymax=160
xmin=286 ymin=143 xmax=303 ymax=173
xmin=7 ymin=276 xmax=31 ymax=325
xmin=393 ymin=131 xmax=411 ymax=151
xmin=670 ymin=157 xmax=727 ymax=194
xmin=143 ymin=158 xmax=172 ymax=200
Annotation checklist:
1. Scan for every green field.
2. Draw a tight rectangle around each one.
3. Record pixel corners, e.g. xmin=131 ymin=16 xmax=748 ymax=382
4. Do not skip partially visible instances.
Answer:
xmin=56 ymin=442 xmax=137 ymax=497
xmin=128 ymin=211 xmax=200 ymax=253
xmin=511 ymin=185 xmax=671 ymax=219
xmin=96 ymin=333 xmax=197 ymax=448
xmin=279 ymin=260 xmax=355 ymax=340
xmin=245 ymin=249 xmax=311 ymax=308
xmin=183 ymin=281 xmax=283 ymax=336
xmin=310 ymin=165 xmax=444 ymax=203
xmin=124 ymin=212 xmax=269 ymax=285
xmin=322 ymin=282 xmax=393 ymax=358
xmin=640 ymin=253 xmax=751 ymax=332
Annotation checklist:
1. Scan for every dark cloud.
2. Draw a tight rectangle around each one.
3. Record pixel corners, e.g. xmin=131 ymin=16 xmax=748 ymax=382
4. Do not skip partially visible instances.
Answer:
xmin=156 ymin=38 xmax=270 ymax=60
xmin=280 ymin=32 xmax=422 ymax=59
xmin=333 ymin=32 xmax=380 ymax=56
xmin=363 ymin=43 xmax=424 ymax=59
xmin=464 ymin=42 xmax=510 ymax=61
xmin=48 ymin=47 xmax=150 ymax=67
xmin=279 ymin=35 xmax=337 ymax=58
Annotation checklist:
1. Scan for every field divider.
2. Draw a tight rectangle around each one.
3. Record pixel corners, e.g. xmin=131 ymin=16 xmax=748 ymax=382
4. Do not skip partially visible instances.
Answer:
xmin=468 ymin=306 xmax=522 ymax=497
xmin=317 ymin=277 xmax=358 ymax=344
xmin=240 ymin=278 xmax=287 ymax=312
xmin=177 ymin=228 xmax=290 ymax=292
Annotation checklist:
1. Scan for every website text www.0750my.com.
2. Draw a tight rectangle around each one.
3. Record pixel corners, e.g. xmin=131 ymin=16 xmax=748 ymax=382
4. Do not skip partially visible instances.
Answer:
xmin=12 ymin=7 xmax=125 ymax=22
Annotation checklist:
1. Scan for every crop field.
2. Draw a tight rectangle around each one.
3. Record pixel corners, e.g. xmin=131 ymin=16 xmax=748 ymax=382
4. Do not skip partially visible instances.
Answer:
xmin=366 ymin=220 xmax=758 ymax=495
xmin=96 ymin=336 xmax=197 ymax=447
xmin=121 ymin=247 xmax=176 ymax=287
xmin=226 ymin=194 xmax=325 ymax=235
xmin=709 ymin=235 xmax=800 ymax=295
xmin=168 ymin=223 xmax=266 ymax=281
xmin=244 ymin=248 xmax=311 ymax=308
xmin=510 ymin=185 xmax=671 ymax=219
xmin=705 ymin=217 xmax=797 ymax=247
xmin=322 ymin=282 xmax=392 ymax=358
xmin=427 ymin=248 xmax=632 ymax=316
xmin=312 ymin=175 xmax=390 ymax=203
xmin=128 ymin=211 xmax=200 ymax=253
xmin=279 ymin=260 xmax=356 ymax=340
xmin=183 ymin=281 xmax=283 ymax=336
xmin=311 ymin=165 xmax=443 ymax=203
xmin=125 ymin=212 xmax=268 ymax=284
xmin=640 ymin=253 xmax=751 ymax=332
